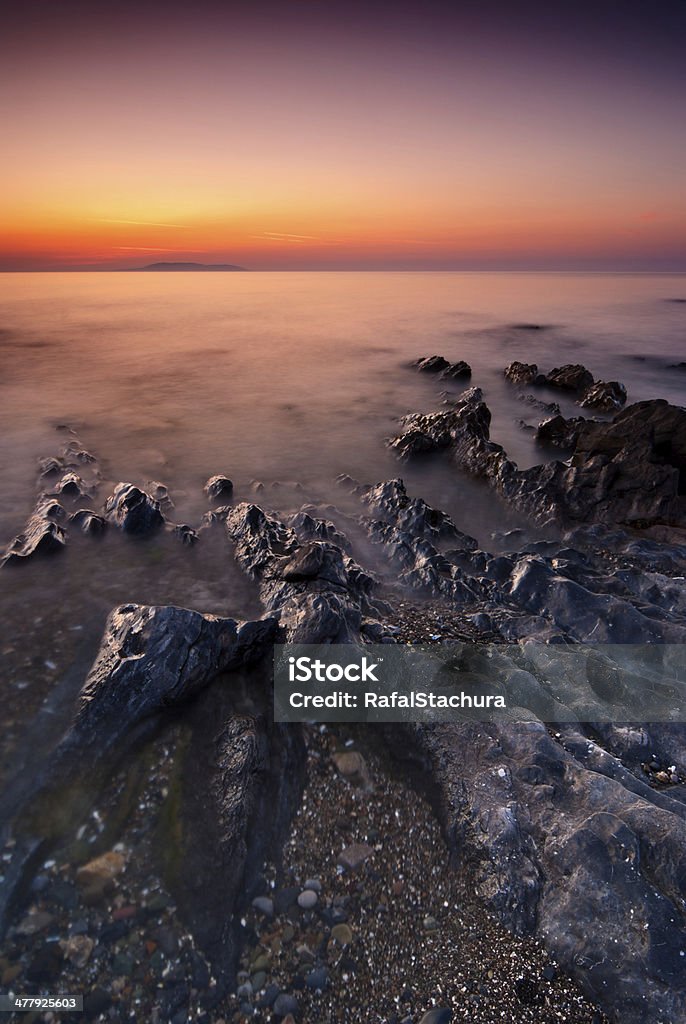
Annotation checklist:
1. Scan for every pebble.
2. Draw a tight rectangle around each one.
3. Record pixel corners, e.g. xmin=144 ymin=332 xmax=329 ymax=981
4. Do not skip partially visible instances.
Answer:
xmin=297 ymin=889 xmax=318 ymax=910
xmin=331 ymin=922 xmax=353 ymax=945
xmin=306 ymin=965 xmax=329 ymax=990
xmin=252 ymin=895 xmax=274 ymax=917
xmin=303 ymin=878 xmax=322 ymax=893
xmin=76 ymin=850 xmax=126 ymax=895
xmin=419 ymin=1010 xmax=452 ymax=1024
xmin=337 ymin=842 xmax=374 ymax=871
xmin=273 ymin=992 xmax=299 ymax=1016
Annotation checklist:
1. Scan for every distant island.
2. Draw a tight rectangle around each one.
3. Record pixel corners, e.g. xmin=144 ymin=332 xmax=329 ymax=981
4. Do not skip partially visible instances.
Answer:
xmin=134 ymin=262 xmax=247 ymax=272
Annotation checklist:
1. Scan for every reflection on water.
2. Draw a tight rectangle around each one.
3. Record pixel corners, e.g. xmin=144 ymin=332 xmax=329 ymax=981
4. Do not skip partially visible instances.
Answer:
xmin=0 ymin=270 xmax=685 ymax=766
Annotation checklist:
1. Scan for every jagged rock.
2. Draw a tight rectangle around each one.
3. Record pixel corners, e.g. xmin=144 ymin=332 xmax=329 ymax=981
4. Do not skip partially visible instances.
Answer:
xmin=439 ymin=360 xmax=472 ymax=380
xmin=51 ymin=472 xmax=92 ymax=499
xmin=225 ymin=503 xmax=378 ymax=643
xmin=104 ymin=483 xmax=165 ymax=534
xmin=172 ymin=523 xmax=198 ymax=545
xmin=148 ymin=481 xmax=174 ymax=509
xmin=69 ymin=509 xmax=108 ymax=536
xmin=413 ymin=355 xmax=449 ymax=373
xmin=579 ymin=379 xmax=627 ymax=412
xmin=536 ymin=414 xmax=586 ymax=450
xmin=391 ymin=391 xmax=686 ymax=528
xmin=2 ymin=499 xmax=67 ymax=566
xmin=38 ymin=456 xmax=64 ymax=478
xmin=205 ymin=475 xmax=234 ymax=502
xmin=289 ymin=508 xmax=353 ymax=553
xmin=544 ymin=364 xmax=594 ymax=391
xmin=504 ymin=361 xmax=540 ymax=385
xmin=70 ymin=605 xmax=276 ymax=752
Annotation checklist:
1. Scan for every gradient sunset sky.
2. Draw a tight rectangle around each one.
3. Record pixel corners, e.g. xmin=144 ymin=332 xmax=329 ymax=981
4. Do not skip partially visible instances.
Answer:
xmin=1 ymin=0 xmax=685 ymax=271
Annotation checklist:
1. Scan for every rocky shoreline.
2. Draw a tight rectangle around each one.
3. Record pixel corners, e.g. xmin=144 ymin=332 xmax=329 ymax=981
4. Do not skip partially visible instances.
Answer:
xmin=1 ymin=358 xmax=686 ymax=1022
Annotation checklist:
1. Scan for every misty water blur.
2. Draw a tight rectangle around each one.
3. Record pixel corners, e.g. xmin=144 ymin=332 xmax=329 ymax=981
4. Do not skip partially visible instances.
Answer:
xmin=0 ymin=270 xmax=684 ymax=772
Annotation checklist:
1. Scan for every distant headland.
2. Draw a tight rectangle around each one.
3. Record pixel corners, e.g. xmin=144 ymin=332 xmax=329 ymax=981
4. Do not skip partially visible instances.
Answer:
xmin=133 ymin=262 xmax=247 ymax=272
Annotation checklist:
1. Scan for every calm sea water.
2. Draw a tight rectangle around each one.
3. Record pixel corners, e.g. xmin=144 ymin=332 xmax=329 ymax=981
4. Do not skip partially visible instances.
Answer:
xmin=0 ymin=271 xmax=685 ymax=767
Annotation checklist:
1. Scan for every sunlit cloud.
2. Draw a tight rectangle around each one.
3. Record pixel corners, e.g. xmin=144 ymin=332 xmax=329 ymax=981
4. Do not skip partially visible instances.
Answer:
xmin=95 ymin=219 xmax=186 ymax=229
xmin=114 ymin=246 xmax=201 ymax=252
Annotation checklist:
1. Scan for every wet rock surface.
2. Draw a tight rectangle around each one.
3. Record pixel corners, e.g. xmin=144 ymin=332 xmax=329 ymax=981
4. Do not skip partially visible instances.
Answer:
xmin=1 ymin=364 xmax=686 ymax=1024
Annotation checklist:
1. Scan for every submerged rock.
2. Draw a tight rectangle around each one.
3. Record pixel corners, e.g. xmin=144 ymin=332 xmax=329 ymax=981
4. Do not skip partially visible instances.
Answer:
xmin=205 ymin=475 xmax=234 ymax=502
xmin=104 ymin=483 xmax=165 ymax=534
xmin=69 ymin=509 xmax=108 ymax=536
xmin=1 ymin=498 xmax=67 ymax=566
xmin=504 ymin=361 xmax=540 ymax=385
xmin=413 ymin=355 xmax=450 ymax=373
xmin=579 ymin=379 xmax=627 ymax=412
xmin=536 ymin=414 xmax=586 ymax=450
xmin=544 ymin=364 xmax=594 ymax=391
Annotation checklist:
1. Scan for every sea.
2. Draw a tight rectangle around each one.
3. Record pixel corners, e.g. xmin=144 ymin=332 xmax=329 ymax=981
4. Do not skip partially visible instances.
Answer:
xmin=0 ymin=270 xmax=685 ymax=769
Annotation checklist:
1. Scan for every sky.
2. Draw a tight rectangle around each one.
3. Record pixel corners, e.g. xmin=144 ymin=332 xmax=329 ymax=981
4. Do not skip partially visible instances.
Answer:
xmin=1 ymin=0 xmax=685 ymax=271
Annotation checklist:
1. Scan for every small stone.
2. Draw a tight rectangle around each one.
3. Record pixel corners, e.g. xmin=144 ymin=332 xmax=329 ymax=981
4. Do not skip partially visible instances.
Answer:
xmin=423 ymin=915 xmax=439 ymax=931
xmin=252 ymin=896 xmax=274 ymax=918
xmin=303 ymin=878 xmax=322 ymax=893
xmin=419 ymin=1010 xmax=452 ymax=1024
xmin=59 ymin=935 xmax=94 ymax=968
xmin=15 ymin=911 xmax=54 ymax=936
xmin=331 ymin=923 xmax=353 ymax=946
xmin=331 ymin=751 xmax=370 ymax=787
xmin=297 ymin=889 xmax=318 ymax=910
xmin=273 ymin=992 xmax=299 ymax=1017
xmin=337 ymin=843 xmax=374 ymax=872
xmin=204 ymin=475 xmax=234 ymax=502
xmin=76 ymin=850 xmax=126 ymax=895
xmin=306 ymin=966 xmax=328 ymax=990
xmin=251 ymin=970 xmax=267 ymax=990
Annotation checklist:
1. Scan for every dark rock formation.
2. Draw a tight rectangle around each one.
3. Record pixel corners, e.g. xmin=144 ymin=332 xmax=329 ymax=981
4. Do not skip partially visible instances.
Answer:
xmin=544 ymin=364 xmax=594 ymax=392
xmin=104 ymin=483 xmax=165 ymax=535
xmin=413 ymin=355 xmax=450 ymax=373
xmin=579 ymin=380 xmax=627 ymax=412
xmin=391 ymin=391 xmax=686 ymax=529
xmin=205 ymin=475 xmax=234 ymax=502
xmin=68 ymin=509 xmax=108 ymax=536
xmin=504 ymin=361 xmax=540 ymax=385
xmin=163 ymin=693 xmax=305 ymax=989
xmin=51 ymin=472 xmax=92 ymax=499
xmin=536 ymin=414 xmax=586 ymax=450
xmin=413 ymin=356 xmax=471 ymax=380
xmin=1 ymin=498 xmax=67 ymax=566
xmin=224 ymin=503 xmax=379 ymax=643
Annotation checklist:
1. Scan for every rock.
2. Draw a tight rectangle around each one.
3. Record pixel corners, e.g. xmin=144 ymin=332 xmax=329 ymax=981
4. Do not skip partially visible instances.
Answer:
xmin=504 ymin=361 xmax=539 ymax=385
xmin=273 ymin=993 xmax=299 ymax=1017
xmin=536 ymin=414 xmax=586 ymax=450
xmin=69 ymin=508 xmax=108 ymax=535
xmin=331 ymin=923 xmax=353 ymax=945
xmin=173 ymin=523 xmax=198 ymax=545
xmin=2 ymin=498 xmax=66 ymax=566
xmin=15 ymin=911 xmax=54 ymax=936
xmin=337 ymin=843 xmax=374 ymax=871
xmin=51 ymin=472 xmax=92 ymax=499
xmin=390 ymin=392 xmax=686 ymax=529
xmin=148 ymin=480 xmax=174 ymax=509
xmin=297 ymin=889 xmax=318 ymax=910
xmin=544 ymin=364 xmax=594 ymax=391
xmin=579 ymin=379 xmax=627 ymax=412
xmin=386 ymin=716 xmax=686 ymax=1024
xmin=252 ymin=896 xmax=274 ymax=918
xmin=59 ymin=934 xmax=94 ymax=967
xmin=419 ymin=1010 xmax=452 ymax=1024
xmin=105 ymin=482 xmax=165 ymax=534
xmin=303 ymin=878 xmax=321 ymax=892
xmin=305 ymin=966 xmax=328 ymax=990
xmin=413 ymin=355 xmax=449 ymax=373
xmin=332 ymin=751 xmax=371 ymax=787
xmin=225 ymin=503 xmax=381 ymax=643
xmin=205 ymin=475 xmax=234 ymax=502
xmin=439 ymin=360 xmax=472 ymax=380
xmin=76 ymin=850 xmax=126 ymax=895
